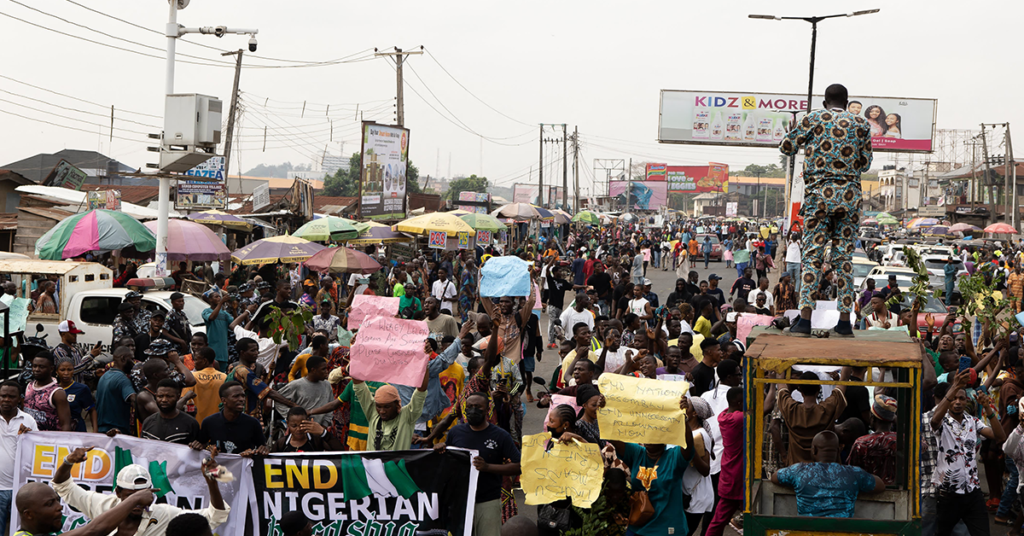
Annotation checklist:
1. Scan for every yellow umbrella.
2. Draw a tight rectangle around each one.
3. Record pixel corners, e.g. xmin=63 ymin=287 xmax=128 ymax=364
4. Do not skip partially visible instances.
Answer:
xmin=393 ymin=212 xmax=476 ymax=236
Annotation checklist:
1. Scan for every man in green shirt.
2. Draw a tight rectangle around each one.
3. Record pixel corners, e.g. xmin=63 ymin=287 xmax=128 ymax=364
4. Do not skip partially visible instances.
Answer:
xmin=310 ymin=380 xmax=387 ymax=451
xmin=354 ymin=366 xmax=429 ymax=451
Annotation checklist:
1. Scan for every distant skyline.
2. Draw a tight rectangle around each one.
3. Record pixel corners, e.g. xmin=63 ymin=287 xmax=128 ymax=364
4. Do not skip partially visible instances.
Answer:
xmin=1 ymin=1 xmax=1017 ymax=198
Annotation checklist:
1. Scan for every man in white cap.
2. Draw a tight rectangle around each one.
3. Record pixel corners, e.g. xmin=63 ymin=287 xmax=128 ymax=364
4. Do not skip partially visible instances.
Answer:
xmin=52 ymin=447 xmax=229 ymax=536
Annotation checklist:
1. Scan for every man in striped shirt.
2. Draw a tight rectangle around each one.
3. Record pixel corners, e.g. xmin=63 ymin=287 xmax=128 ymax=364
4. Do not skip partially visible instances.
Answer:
xmin=140 ymin=379 xmax=201 ymax=445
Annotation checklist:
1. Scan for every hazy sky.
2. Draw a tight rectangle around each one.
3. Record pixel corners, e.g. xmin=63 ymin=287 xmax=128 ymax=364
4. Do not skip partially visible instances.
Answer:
xmin=0 ymin=1 xmax=1018 ymax=197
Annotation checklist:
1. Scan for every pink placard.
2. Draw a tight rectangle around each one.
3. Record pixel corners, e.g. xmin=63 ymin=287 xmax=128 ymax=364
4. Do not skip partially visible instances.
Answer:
xmin=736 ymin=314 xmax=776 ymax=346
xmin=544 ymin=394 xmax=581 ymax=429
xmin=349 ymin=295 xmax=400 ymax=330
xmin=349 ymin=315 xmax=430 ymax=386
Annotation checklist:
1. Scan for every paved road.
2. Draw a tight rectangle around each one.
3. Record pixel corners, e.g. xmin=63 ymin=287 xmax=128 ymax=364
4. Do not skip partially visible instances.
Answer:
xmin=514 ymin=255 xmax=744 ymax=534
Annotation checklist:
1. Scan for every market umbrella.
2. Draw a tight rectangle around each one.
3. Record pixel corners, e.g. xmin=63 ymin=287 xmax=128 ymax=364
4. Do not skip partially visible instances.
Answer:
xmin=984 ymin=223 xmax=1018 ymax=234
xmin=344 ymin=222 xmax=411 ymax=246
xmin=291 ymin=216 xmax=362 ymax=242
xmin=876 ymin=213 xmax=898 ymax=225
xmin=531 ymin=205 xmax=555 ymax=220
xmin=187 ymin=209 xmax=252 ymax=231
xmin=142 ymin=219 xmax=230 ymax=261
xmin=549 ymin=209 xmax=572 ymax=225
xmin=458 ymin=213 xmax=508 ymax=233
xmin=491 ymin=203 xmax=541 ymax=220
xmin=230 ymin=235 xmax=325 ymax=265
xmin=921 ymin=225 xmax=953 ymax=237
xmin=949 ymin=223 xmax=982 ymax=233
xmin=36 ymin=209 xmax=156 ymax=260
xmin=861 ymin=217 xmax=879 ymax=225
xmin=394 ymin=212 xmax=476 ymax=235
xmin=304 ymin=246 xmax=381 ymax=275
xmin=447 ymin=209 xmax=474 ymax=216
xmin=571 ymin=211 xmax=601 ymax=225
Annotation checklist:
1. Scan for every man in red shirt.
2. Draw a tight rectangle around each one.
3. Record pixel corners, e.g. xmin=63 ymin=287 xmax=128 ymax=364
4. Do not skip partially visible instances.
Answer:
xmin=847 ymin=394 xmax=898 ymax=484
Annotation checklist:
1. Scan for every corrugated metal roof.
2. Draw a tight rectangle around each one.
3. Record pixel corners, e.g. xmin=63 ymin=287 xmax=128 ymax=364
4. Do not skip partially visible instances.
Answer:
xmin=18 ymin=206 xmax=75 ymax=221
xmin=0 ymin=259 xmax=111 ymax=275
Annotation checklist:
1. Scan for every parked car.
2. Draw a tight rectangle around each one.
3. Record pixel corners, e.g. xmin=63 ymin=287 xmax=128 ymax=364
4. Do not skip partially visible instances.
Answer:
xmin=859 ymin=266 xmax=929 ymax=295
xmin=896 ymin=293 xmax=962 ymax=335
xmin=695 ymin=234 xmax=723 ymax=261
xmin=852 ymin=257 xmax=880 ymax=289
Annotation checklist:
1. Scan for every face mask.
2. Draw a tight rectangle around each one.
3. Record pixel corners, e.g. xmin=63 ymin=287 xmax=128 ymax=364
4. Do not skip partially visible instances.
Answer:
xmin=465 ymin=406 xmax=486 ymax=426
xmin=547 ymin=426 xmax=563 ymax=438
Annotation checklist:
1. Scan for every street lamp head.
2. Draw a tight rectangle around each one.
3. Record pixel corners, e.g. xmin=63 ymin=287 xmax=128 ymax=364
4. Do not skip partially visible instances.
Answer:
xmin=748 ymin=14 xmax=781 ymax=20
xmin=850 ymin=9 xmax=881 ymax=16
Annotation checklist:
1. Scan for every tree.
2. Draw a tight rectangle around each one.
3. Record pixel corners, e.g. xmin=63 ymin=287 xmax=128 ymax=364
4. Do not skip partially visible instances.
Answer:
xmin=742 ymin=163 xmax=786 ymax=178
xmin=321 ymin=153 xmax=421 ymax=196
xmin=445 ymin=175 xmax=489 ymax=202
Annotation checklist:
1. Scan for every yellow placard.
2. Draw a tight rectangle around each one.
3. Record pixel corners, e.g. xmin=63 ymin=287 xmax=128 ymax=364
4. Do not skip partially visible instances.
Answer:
xmin=597 ymin=375 xmax=688 ymax=446
xmin=520 ymin=432 xmax=605 ymax=508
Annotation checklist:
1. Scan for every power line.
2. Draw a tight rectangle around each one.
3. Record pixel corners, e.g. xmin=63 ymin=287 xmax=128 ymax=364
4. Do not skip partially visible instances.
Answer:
xmin=0 ymin=74 xmax=162 ymax=118
xmin=62 ymin=0 xmax=378 ymax=67
xmin=0 ymin=86 xmax=161 ymax=129
xmin=0 ymin=106 xmax=146 ymax=143
xmin=423 ymin=48 xmax=533 ymax=127
xmin=0 ymin=96 xmax=152 ymax=135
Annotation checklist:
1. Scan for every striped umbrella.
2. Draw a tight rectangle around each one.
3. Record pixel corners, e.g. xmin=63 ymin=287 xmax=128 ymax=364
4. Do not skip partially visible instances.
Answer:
xmin=906 ymin=217 xmax=940 ymax=229
xmin=344 ymin=222 xmax=411 ymax=245
xmin=550 ymin=209 xmax=572 ymax=224
xmin=36 ymin=209 xmax=156 ymax=260
xmin=142 ymin=219 xmax=230 ymax=261
xmin=292 ymin=216 xmax=363 ymax=242
xmin=187 ymin=209 xmax=252 ymax=231
xmin=531 ymin=205 xmax=555 ymax=220
xmin=231 ymin=235 xmax=325 ymax=265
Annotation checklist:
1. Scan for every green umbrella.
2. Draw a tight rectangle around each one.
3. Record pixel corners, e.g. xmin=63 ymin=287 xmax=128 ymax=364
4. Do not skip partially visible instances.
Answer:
xmin=458 ymin=213 xmax=507 ymax=232
xmin=292 ymin=216 xmax=362 ymax=242
xmin=572 ymin=210 xmax=601 ymax=225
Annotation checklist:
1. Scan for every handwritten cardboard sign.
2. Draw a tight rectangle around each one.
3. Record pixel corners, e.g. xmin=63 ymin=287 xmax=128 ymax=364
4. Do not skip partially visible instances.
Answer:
xmin=457 ymin=232 xmax=470 ymax=250
xmin=349 ymin=295 xmax=400 ymax=329
xmin=736 ymin=314 xmax=776 ymax=346
xmin=349 ymin=315 xmax=430 ymax=386
xmin=428 ymin=231 xmax=447 ymax=249
xmin=543 ymin=394 xmax=581 ymax=430
xmin=477 ymin=230 xmax=491 ymax=244
xmin=521 ymin=432 xmax=604 ymax=508
xmin=597 ymin=374 xmax=689 ymax=446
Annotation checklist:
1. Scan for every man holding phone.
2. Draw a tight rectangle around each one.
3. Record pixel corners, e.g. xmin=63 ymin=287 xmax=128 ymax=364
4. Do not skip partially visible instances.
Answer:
xmin=52 ymin=321 xmax=102 ymax=384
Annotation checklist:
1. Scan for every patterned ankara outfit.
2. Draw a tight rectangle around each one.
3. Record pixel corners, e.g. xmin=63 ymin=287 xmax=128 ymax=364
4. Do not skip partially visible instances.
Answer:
xmin=781 ymin=107 xmax=873 ymax=313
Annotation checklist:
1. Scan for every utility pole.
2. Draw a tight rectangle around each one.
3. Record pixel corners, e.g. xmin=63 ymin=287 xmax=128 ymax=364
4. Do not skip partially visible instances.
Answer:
xmin=562 ymin=124 xmax=567 ymax=209
xmin=1008 ymin=124 xmax=1017 ymax=230
xmin=538 ymin=124 xmax=544 ymax=206
xmin=572 ymin=127 xmax=579 ymax=211
xmin=221 ymin=49 xmax=243 ymax=194
xmin=970 ymin=139 xmax=978 ymax=211
xmin=374 ymin=47 xmax=423 ymax=127
xmin=981 ymin=124 xmax=993 ymax=223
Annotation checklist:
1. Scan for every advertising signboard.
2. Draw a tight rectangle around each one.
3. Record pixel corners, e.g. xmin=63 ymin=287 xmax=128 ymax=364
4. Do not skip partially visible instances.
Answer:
xmin=726 ymin=202 xmax=738 ymax=217
xmin=359 ymin=122 xmax=410 ymax=220
xmin=659 ymin=90 xmax=937 ymax=153
xmin=176 ymin=156 xmax=227 ymax=210
xmin=645 ymin=163 xmax=667 ymax=181
xmin=457 ymin=191 xmax=491 ymax=214
xmin=43 ymin=159 xmax=88 ymax=191
xmin=608 ymin=181 xmax=668 ymax=210
xmin=252 ymin=183 xmax=270 ymax=211
xmin=665 ymin=165 xmax=730 ymax=193
xmin=513 ymin=184 xmax=539 ymax=204
xmin=87 ymin=190 xmax=120 ymax=211
xmin=547 ymin=186 xmax=565 ymax=206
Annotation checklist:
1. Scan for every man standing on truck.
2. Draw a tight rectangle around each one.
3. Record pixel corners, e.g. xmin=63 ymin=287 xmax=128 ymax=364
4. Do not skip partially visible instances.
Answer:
xmin=125 ymin=291 xmax=152 ymax=336
xmin=52 ymin=320 xmax=102 ymax=384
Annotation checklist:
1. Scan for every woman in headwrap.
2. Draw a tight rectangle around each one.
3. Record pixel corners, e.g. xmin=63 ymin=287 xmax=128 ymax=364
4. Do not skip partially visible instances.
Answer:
xmin=574 ymin=383 xmax=604 ymax=447
xmin=683 ymin=396 xmax=715 ymax=536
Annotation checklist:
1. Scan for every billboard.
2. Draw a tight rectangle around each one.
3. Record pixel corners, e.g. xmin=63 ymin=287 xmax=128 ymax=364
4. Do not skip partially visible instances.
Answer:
xmin=645 ymin=163 xmax=667 ymax=181
xmin=666 ymin=165 xmax=730 ymax=193
xmin=659 ymin=90 xmax=937 ymax=153
xmin=513 ymin=184 xmax=539 ymax=204
xmin=726 ymin=202 xmax=738 ymax=217
xmin=176 ymin=156 xmax=227 ymax=210
xmin=359 ymin=122 xmax=409 ymax=220
xmin=87 ymin=190 xmax=120 ymax=211
xmin=458 ymin=191 xmax=490 ymax=214
xmin=548 ymin=186 xmax=565 ymax=206
xmin=43 ymin=159 xmax=87 ymax=191
xmin=608 ymin=181 xmax=668 ymax=210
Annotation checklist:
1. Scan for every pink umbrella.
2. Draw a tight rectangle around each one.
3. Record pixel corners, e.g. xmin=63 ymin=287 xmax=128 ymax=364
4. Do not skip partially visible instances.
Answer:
xmin=984 ymin=223 xmax=1018 ymax=235
xmin=304 ymin=246 xmax=381 ymax=275
xmin=143 ymin=219 xmax=231 ymax=261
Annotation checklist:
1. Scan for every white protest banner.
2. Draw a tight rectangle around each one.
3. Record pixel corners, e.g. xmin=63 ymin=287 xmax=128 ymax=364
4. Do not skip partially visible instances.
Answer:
xmin=13 ymin=431 xmax=255 ymax=535
xmin=349 ymin=295 xmax=400 ymax=329
xmin=597 ymin=374 xmax=689 ymax=446
xmin=349 ymin=315 xmax=430 ymax=386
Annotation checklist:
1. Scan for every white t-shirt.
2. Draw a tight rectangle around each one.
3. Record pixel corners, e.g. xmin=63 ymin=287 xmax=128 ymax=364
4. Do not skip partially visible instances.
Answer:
xmin=683 ymin=428 xmax=715 ymax=513
xmin=431 ymin=278 xmax=457 ymax=304
xmin=747 ymin=289 xmax=774 ymax=309
xmin=865 ymin=309 xmax=897 ymax=329
xmin=786 ymin=242 xmax=802 ymax=263
xmin=234 ymin=325 xmax=286 ymax=370
xmin=601 ymin=346 xmax=632 ymax=373
xmin=701 ymin=383 xmax=730 ymax=475
xmin=560 ymin=307 xmax=595 ymax=334
xmin=628 ymin=298 xmax=650 ymax=317
xmin=0 ymin=409 xmax=37 ymax=488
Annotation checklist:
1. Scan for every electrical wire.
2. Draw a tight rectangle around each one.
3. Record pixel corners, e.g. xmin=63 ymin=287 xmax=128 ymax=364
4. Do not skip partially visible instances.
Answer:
xmin=0 ymin=96 xmax=152 ymax=136
xmin=62 ymin=0 xmax=378 ymax=67
xmin=423 ymin=47 xmax=534 ymax=128
xmin=0 ymin=107 xmax=146 ymax=143
xmin=0 ymin=74 xmax=162 ymax=118
xmin=0 ymin=87 xmax=162 ymax=129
